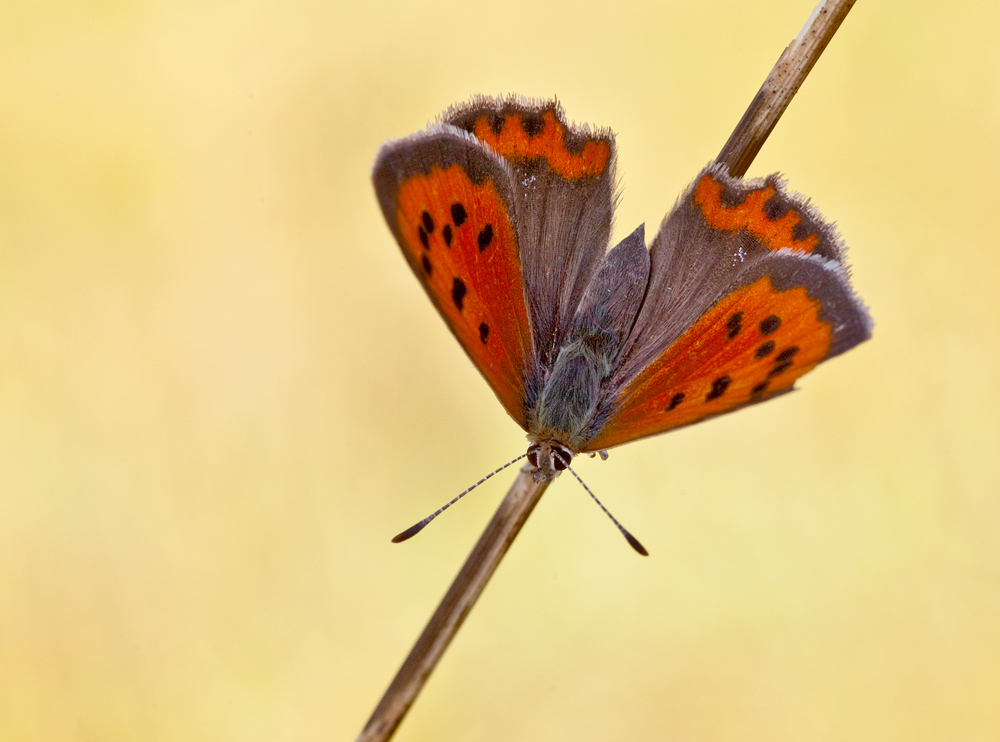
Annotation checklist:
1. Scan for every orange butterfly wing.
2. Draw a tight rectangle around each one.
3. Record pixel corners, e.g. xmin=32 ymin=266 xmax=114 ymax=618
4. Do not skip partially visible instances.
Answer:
xmin=582 ymin=165 xmax=871 ymax=452
xmin=446 ymin=98 xmax=617 ymax=371
xmin=453 ymin=106 xmax=611 ymax=180
xmin=373 ymin=130 xmax=533 ymax=427
xmin=585 ymin=264 xmax=853 ymax=450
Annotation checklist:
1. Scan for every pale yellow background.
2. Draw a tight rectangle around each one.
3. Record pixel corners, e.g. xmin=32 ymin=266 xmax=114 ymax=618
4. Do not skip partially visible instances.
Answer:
xmin=2 ymin=1 xmax=998 ymax=740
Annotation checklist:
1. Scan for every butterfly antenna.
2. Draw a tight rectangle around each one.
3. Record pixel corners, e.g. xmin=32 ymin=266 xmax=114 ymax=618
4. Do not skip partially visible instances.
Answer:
xmin=392 ymin=453 xmax=528 ymax=543
xmin=567 ymin=466 xmax=648 ymax=556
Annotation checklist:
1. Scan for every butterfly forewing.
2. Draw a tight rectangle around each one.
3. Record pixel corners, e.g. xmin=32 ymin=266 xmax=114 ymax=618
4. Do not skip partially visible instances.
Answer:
xmin=583 ymin=248 xmax=870 ymax=452
xmin=373 ymin=129 xmax=534 ymax=428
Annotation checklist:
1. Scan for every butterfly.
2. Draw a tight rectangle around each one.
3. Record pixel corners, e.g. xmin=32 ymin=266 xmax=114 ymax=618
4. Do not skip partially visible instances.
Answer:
xmin=373 ymin=96 xmax=871 ymax=495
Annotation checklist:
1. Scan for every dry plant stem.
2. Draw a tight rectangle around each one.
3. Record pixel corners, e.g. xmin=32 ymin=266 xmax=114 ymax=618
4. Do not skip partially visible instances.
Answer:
xmin=356 ymin=2 xmax=855 ymax=740
xmin=717 ymin=0 xmax=856 ymax=177
xmin=355 ymin=471 xmax=548 ymax=742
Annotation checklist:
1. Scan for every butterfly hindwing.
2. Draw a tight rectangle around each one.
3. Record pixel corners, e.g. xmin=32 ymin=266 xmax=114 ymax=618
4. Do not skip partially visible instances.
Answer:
xmin=581 ymin=164 xmax=871 ymax=451
xmin=689 ymin=165 xmax=844 ymax=262
xmin=616 ymin=163 xmax=846 ymax=386
xmin=373 ymin=127 xmax=534 ymax=428
xmin=446 ymin=97 xmax=618 ymax=376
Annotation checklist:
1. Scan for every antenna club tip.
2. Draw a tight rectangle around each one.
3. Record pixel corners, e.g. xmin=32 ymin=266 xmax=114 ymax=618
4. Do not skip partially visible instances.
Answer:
xmin=392 ymin=522 xmax=427 ymax=543
xmin=625 ymin=533 xmax=649 ymax=556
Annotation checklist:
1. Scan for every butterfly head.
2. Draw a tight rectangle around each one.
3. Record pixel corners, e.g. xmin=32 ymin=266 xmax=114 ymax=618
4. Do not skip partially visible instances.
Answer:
xmin=525 ymin=439 xmax=574 ymax=483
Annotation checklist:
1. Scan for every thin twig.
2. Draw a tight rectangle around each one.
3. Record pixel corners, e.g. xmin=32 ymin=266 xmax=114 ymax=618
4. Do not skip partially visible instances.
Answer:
xmin=717 ymin=0 xmax=856 ymax=177
xmin=356 ymin=2 xmax=856 ymax=740
xmin=356 ymin=471 xmax=547 ymax=742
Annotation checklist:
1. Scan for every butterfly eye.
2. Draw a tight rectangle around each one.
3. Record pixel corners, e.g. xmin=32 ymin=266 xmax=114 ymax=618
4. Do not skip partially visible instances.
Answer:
xmin=526 ymin=445 xmax=540 ymax=469
xmin=552 ymin=445 xmax=572 ymax=471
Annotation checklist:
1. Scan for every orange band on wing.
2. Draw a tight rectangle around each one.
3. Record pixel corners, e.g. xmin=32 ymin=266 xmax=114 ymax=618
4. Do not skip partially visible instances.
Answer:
xmin=693 ymin=173 xmax=821 ymax=253
xmin=585 ymin=276 xmax=833 ymax=450
xmin=470 ymin=110 xmax=610 ymax=180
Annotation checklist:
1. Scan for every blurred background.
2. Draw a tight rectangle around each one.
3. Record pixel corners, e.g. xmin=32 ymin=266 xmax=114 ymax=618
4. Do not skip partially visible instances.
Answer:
xmin=2 ymin=1 xmax=998 ymax=740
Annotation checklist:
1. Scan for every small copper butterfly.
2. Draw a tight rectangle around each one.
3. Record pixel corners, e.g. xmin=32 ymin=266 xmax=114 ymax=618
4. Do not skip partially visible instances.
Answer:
xmin=373 ymin=96 xmax=871 ymax=505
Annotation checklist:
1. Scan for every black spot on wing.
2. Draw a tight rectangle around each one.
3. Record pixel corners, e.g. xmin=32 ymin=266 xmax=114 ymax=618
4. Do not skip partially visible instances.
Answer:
xmin=452 ymin=277 xmax=467 ymax=311
xmin=764 ymin=197 xmax=789 ymax=221
xmin=726 ymin=312 xmax=743 ymax=340
xmin=760 ymin=315 xmax=781 ymax=335
xmin=754 ymin=341 xmax=775 ymax=360
xmin=521 ymin=112 xmax=544 ymax=138
xmin=792 ymin=221 xmax=813 ymax=243
xmin=477 ymin=224 xmax=494 ymax=251
xmin=706 ymin=376 xmax=731 ymax=401
xmin=775 ymin=346 xmax=799 ymax=363
xmin=768 ymin=361 xmax=793 ymax=377
xmin=718 ymin=182 xmax=747 ymax=208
